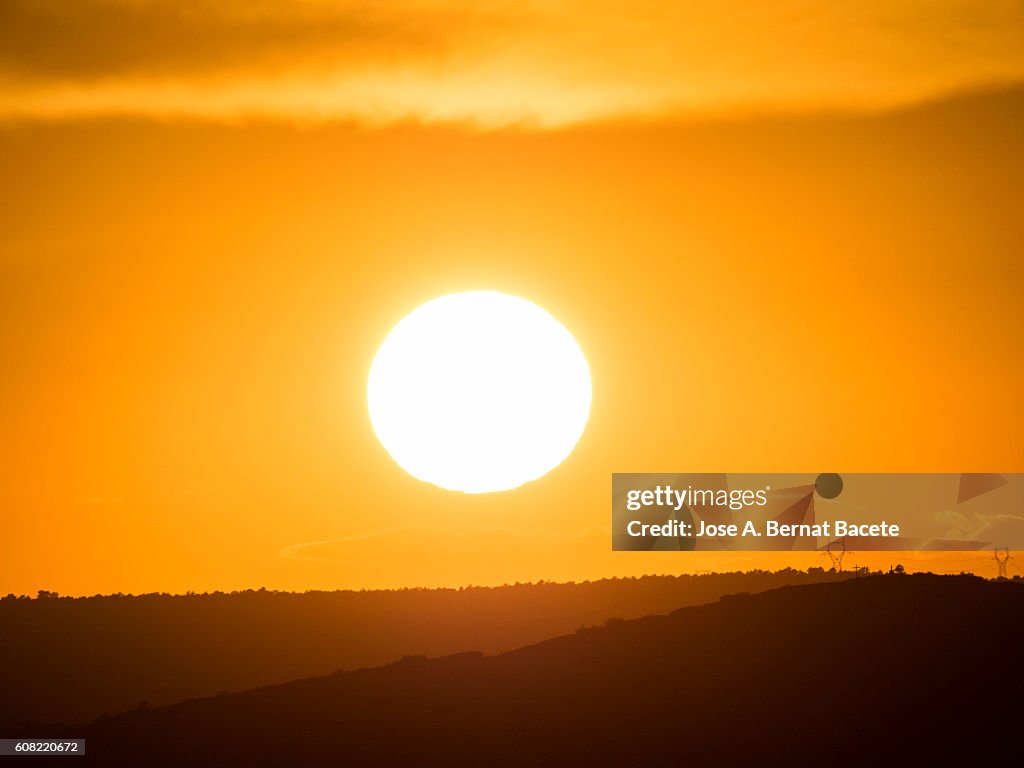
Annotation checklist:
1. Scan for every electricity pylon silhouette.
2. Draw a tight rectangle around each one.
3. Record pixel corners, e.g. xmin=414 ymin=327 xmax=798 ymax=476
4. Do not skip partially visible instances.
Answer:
xmin=993 ymin=547 xmax=1010 ymax=579
xmin=826 ymin=538 xmax=846 ymax=572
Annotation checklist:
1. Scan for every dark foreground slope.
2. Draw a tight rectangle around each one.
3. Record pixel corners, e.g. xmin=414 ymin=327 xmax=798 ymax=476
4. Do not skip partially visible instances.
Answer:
xmin=73 ymin=575 xmax=1021 ymax=766
xmin=0 ymin=570 xmax=844 ymax=729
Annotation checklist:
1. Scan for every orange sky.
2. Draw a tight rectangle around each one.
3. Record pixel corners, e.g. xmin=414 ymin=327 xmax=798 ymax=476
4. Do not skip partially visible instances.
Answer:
xmin=1 ymin=3 xmax=1023 ymax=595
xmin=2 ymin=2 xmax=1024 ymax=124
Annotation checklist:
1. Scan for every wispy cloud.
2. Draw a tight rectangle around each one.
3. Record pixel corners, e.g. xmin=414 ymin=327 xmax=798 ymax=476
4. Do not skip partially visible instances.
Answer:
xmin=934 ymin=509 xmax=1024 ymax=544
xmin=2 ymin=1 xmax=1023 ymax=125
xmin=281 ymin=524 xmax=609 ymax=563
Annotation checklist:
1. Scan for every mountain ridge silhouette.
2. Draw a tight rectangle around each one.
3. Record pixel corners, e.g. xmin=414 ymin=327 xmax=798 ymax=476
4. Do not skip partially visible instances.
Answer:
xmin=55 ymin=574 xmax=1023 ymax=766
xmin=0 ymin=570 xmax=849 ymax=729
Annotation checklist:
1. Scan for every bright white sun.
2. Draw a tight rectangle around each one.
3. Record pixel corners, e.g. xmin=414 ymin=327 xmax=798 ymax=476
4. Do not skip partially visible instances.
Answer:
xmin=368 ymin=291 xmax=592 ymax=493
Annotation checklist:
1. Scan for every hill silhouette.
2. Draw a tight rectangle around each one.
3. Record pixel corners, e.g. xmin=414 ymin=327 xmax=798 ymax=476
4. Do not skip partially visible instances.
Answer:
xmin=59 ymin=574 xmax=1022 ymax=765
xmin=0 ymin=569 xmax=846 ymax=729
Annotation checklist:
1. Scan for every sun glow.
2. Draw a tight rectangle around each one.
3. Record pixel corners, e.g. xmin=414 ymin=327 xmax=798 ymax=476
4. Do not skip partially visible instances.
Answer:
xmin=368 ymin=291 xmax=592 ymax=493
